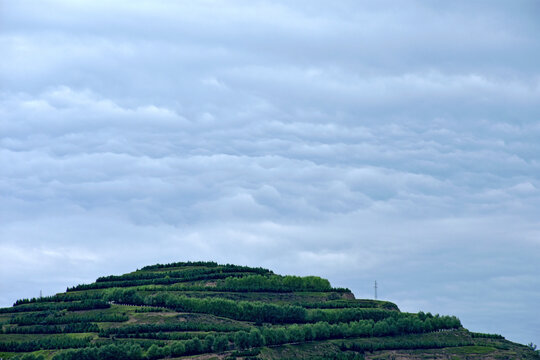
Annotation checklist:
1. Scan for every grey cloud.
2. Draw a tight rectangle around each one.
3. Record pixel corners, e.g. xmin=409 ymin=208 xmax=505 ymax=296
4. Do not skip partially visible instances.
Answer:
xmin=1 ymin=0 xmax=539 ymax=347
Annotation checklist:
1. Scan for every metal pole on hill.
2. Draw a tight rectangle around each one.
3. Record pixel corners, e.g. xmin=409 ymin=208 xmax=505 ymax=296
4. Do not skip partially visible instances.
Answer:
xmin=374 ymin=280 xmax=377 ymax=300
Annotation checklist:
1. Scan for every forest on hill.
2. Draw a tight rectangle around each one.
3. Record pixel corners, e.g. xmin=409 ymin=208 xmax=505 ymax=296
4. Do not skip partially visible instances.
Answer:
xmin=0 ymin=261 xmax=538 ymax=360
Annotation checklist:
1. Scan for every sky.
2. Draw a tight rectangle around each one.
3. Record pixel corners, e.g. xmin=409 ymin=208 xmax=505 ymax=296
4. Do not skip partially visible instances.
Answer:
xmin=1 ymin=0 xmax=539 ymax=346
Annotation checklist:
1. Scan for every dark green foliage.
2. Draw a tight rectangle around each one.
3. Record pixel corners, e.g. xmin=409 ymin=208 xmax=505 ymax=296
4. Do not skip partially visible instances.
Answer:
xmin=13 ymin=292 xmax=104 ymax=306
xmin=141 ymin=261 xmax=220 ymax=270
xmin=112 ymin=331 xmax=208 ymax=341
xmin=134 ymin=306 xmax=166 ymax=313
xmin=307 ymin=308 xmax=394 ymax=323
xmin=308 ymin=353 xmax=364 ymax=360
xmin=0 ymin=336 xmax=92 ymax=351
xmin=145 ymin=292 xmax=307 ymax=323
xmin=170 ymin=341 xmax=186 ymax=356
xmin=0 ymin=300 xmax=110 ymax=313
xmin=213 ymin=334 xmax=230 ymax=352
xmin=10 ymin=311 xmax=128 ymax=325
xmin=185 ymin=337 xmax=203 ymax=354
xmin=100 ymin=322 xmax=244 ymax=336
xmin=98 ymin=264 xmax=271 ymax=283
xmin=66 ymin=263 xmax=273 ymax=292
xmin=297 ymin=299 xmax=398 ymax=310
xmin=68 ymin=272 xmax=243 ymax=291
xmin=234 ymin=331 xmax=251 ymax=349
xmin=470 ymin=331 xmax=505 ymax=339
xmin=341 ymin=336 xmax=474 ymax=352
xmin=2 ymin=322 xmax=99 ymax=334
xmin=12 ymin=354 xmax=46 ymax=360
xmin=51 ymin=343 xmax=143 ymax=360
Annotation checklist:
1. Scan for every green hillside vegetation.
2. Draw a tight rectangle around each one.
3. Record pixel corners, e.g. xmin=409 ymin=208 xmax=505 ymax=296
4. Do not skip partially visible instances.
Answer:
xmin=0 ymin=261 xmax=538 ymax=360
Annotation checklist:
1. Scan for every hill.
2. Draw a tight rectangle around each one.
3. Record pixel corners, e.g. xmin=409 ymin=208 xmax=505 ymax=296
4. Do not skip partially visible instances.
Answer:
xmin=0 ymin=261 xmax=538 ymax=360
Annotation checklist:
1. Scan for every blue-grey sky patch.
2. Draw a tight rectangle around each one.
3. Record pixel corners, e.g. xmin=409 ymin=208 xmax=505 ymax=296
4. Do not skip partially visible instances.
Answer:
xmin=1 ymin=0 xmax=539 ymax=346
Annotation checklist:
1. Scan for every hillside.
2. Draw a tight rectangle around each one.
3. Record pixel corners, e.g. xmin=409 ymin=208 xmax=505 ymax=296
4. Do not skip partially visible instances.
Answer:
xmin=0 ymin=261 xmax=538 ymax=360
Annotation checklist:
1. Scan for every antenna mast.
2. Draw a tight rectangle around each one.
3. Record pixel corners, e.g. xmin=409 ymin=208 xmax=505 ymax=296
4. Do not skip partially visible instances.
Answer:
xmin=374 ymin=280 xmax=378 ymax=300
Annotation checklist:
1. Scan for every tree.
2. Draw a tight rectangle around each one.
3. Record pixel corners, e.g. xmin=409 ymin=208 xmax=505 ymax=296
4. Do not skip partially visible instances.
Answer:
xmin=185 ymin=338 xmax=202 ymax=354
xmin=204 ymin=334 xmax=215 ymax=352
xmin=213 ymin=335 xmax=229 ymax=352
xmin=234 ymin=331 xmax=250 ymax=349
xmin=171 ymin=341 xmax=186 ymax=357
xmin=146 ymin=344 xmax=162 ymax=360
xmin=249 ymin=328 xmax=264 ymax=347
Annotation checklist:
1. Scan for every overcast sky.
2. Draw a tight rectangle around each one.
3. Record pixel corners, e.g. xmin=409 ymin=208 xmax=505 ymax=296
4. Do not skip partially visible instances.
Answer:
xmin=1 ymin=0 xmax=539 ymax=346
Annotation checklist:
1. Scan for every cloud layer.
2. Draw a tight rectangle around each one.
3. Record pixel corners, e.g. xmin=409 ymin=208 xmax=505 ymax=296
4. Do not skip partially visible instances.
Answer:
xmin=1 ymin=0 xmax=539 ymax=346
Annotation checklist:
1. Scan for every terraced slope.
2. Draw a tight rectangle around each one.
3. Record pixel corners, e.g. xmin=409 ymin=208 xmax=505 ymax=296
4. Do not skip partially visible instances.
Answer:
xmin=0 ymin=261 xmax=538 ymax=360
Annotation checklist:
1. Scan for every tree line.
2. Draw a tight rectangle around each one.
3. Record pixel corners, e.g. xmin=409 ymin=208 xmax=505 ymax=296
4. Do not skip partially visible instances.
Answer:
xmin=9 ymin=315 xmax=462 ymax=358
xmin=67 ymin=271 xmax=255 ymax=291
xmin=51 ymin=317 xmax=462 ymax=359
xmin=103 ymin=289 xmax=460 ymax=328
xmin=1 ymin=300 xmax=110 ymax=314
xmin=297 ymin=299 xmax=398 ymax=310
xmin=140 ymin=261 xmax=272 ymax=273
xmin=2 ymin=322 xmax=99 ymax=334
xmin=96 ymin=264 xmax=271 ymax=283
xmin=340 ymin=336 xmax=473 ymax=352
xmin=101 ymin=315 xmax=461 ymax=348
xmin=100 ymin=321 xmax=246 ymax=336
xmin=110 ymin=290 xmax=307 ymax=324
xmin=112 ymin=331 xmax=209 ymax=341
xmin=218 ymin=274 xmax=333 ymax=292
xmin=13 ymin=292 xmax=104 ymax=306
xmin=0 ymin=336 xmax=92 ymax=352
xmin=469 ymin=331 xmax=504 ymax=339
xmin=50 ymin=343 xmax=144 ymax=360
xmin=306 ymin=308 xmax=395 ymax=323
xmin=10 ymin=311 xmax=128 ymax=326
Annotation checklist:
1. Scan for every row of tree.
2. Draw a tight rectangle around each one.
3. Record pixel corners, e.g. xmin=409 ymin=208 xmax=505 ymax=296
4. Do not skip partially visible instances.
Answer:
xmin=106 ymin=315 xmax=461 ymax=346
xmin=67 ymin=271 xmax=252 ymax=291
xmin=469 ymin=331 xmax=504 ymax=339
xmin=113 ymin=331 xmax=208 ymax=341
xmin=2 ymin=322 xmax=99 ymax=334
xmin=140 ymin=261 xmax=272 ymax=273
xmin=218 ymin=274 xmax=334 ymax=292
xmin=53 ymin=317 xmax=462 ymax=359
xmin=13 ymin=292 xmax=104 ymax=306
xmin=306 ymin=308 xmax=395 ymax=323
xmin=1 ymin=300 xmax=110 ymax=314
xmin=341 ymin=336 xmax=473 ymax=352
xmin=10 ymin=354 xmax=45 ymax=360
xmin=10 ymin=311 xmax=128 ymax=326
xmin=96 ymin=264 xmax=272 ymax=283
xmin=49 ymin=338 xmax=210 ymax=360
xmin=8 ymin=315 xmax=463 ymax=358
xmin=0 ymin=336 xmax=91 ymax=352
xmin=139 ymin=292 xmax=308 ymax=324
xmin=105 ymin=317 xmax=462 ymax=351
xmin=50 ymin=343 xmax=144 ymax=360
xmin=99 ymin=321 xmax=246 ymax=336
xmin=297 ymin=299 xmax=397 ymax=310
xmin=103 ymin=289 xmax=459 ymax=328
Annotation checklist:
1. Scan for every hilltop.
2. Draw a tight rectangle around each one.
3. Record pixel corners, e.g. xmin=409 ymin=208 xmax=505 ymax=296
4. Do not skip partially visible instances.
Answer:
xmin=0 ymin=261 xmax=538 ymax=360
